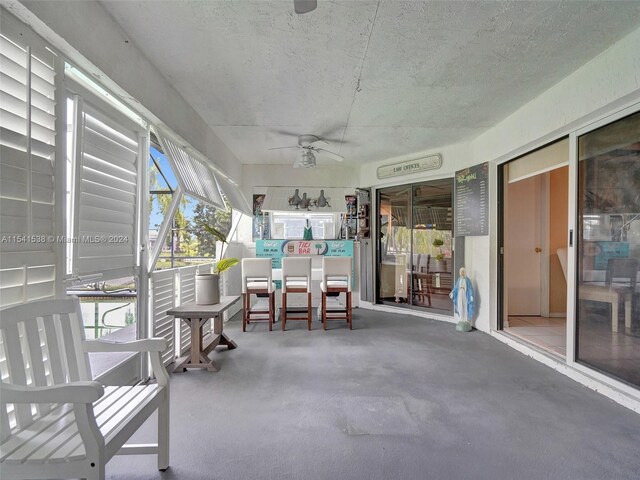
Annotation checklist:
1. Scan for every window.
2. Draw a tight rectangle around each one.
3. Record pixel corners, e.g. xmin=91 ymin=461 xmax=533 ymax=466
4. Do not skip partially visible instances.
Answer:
xmin=271 ymin=213 xmax=337 ymax=240
xmin=148 ymin=145 xmax=232 ymax=270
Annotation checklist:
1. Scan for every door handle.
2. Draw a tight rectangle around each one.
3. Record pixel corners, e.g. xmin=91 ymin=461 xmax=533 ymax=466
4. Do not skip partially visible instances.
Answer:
xmin=535 ymin=247 xmax=542 ymax=253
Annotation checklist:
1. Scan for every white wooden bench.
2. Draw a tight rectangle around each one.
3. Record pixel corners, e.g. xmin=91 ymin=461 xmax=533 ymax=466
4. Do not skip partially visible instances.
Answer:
xmin=0 ymin=298 xmax=170 ymax=480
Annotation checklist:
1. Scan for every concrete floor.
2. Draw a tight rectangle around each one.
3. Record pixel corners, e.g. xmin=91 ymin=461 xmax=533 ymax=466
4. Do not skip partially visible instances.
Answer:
xmin=107 ymin=308 xmax=640 ymax=480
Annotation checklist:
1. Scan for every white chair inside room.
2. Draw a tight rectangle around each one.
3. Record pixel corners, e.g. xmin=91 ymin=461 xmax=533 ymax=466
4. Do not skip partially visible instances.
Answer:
xmin=566 ymin=245 xmax=639 ymax=333
xmin=241 ymin=258 xmax=277 ymax=331
xmin=281 ymin=257 xmax=313 ymax=331
xmin=320 ymin=257 xmax=353 ymax=330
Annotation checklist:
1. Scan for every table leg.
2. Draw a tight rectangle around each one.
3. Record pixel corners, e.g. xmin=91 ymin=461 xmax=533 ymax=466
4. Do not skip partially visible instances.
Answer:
xmin=191 ymin=319 xmax=202 ymax=365
xmin=174 ymin=317 xmax=222 ymax=372
xmin=213 ymin=315 xmax=237 ymax=349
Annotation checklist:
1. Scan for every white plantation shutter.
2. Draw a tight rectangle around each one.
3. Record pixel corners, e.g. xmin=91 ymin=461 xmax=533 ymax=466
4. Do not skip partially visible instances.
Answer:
xmin=73 ymin=99 xmax=141 ymax=280
xmin=157 ymin=131 xmax=224 ymax=208
xmin=215 ymin=173 xmax=252 ymax=216
xmin=0 ymin=30 xmax=57 ymax=307
xmin=151 ymin=269 xmax=176 ymax=367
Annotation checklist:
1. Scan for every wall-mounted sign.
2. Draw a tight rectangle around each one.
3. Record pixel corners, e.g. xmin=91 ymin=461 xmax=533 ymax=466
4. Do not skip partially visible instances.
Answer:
xmin=376 ymin=154 xmax=442 ymax=179
xmin=454 ymin=162 xmax=489 ymax=237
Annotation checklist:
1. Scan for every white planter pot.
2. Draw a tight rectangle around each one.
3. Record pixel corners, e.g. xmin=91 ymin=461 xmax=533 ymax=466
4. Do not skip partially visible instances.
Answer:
xmin=195 ymin=273 xmax=220 ymax=305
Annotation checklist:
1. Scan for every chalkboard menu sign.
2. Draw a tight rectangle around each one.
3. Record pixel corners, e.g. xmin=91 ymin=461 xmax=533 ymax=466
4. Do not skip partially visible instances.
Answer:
xmin=454 ymin=162 xmax=489 ymax=236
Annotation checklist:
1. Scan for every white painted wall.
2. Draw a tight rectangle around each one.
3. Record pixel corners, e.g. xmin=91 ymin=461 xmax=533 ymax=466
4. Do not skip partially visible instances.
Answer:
xmin=6 ymin=0 xmax=242 ymax=181
xmin=466 ymin=24 xmax=640 ymax=334
xmin=471 ymin=26 xmax=640 ymax=164
xmin=358 ymin=143 xmax=472 ymax=189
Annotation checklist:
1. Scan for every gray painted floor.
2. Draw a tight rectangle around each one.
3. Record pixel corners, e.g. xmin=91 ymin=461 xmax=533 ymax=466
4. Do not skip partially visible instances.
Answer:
xmin=108 ymin=309 xmax=640 ymax=480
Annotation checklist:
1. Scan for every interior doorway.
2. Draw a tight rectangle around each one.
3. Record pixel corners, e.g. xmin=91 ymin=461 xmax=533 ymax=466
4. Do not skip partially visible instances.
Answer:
xmin=501 ymin=139 xmax=569 ymax=357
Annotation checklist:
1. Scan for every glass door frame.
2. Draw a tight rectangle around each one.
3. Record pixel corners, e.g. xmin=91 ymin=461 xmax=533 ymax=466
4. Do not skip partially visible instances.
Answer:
xmin=568 ymin=103 xmax=640 ymax=396
xmin=375 ymin=179 xmax=455 ymax=314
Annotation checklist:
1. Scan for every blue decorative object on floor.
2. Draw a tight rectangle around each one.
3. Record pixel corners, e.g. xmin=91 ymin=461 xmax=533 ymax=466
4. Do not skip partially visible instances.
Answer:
xmin=450 ymin=267 xmax=474 ymax=332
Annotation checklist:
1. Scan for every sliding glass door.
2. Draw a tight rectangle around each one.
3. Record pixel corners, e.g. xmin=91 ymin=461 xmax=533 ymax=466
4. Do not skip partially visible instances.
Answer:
xmin=377 ymin=179 xmax=454 ymax=314
xmin=576 ymin=111 xmax=640 ymax=387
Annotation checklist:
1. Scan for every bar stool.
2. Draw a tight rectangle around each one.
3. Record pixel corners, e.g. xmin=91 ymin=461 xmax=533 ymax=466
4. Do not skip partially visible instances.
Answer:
xmin=320 ymin=257 xmax=352 ymax=330
xmin=241 ymin=258 xmax=276 ymax=332
xmin=281 ymin=257 xmax=312 ymax=331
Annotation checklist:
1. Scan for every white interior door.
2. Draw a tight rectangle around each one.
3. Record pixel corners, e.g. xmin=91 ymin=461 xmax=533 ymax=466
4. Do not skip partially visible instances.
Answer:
xmin=506 ymin=175 xmax=543 ymax=315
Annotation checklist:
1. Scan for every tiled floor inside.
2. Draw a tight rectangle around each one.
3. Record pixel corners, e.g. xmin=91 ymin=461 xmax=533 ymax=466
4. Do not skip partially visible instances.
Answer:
xmin=505 ymin=310 xmax=640 ymax=386
xmin=504 ymin=316 xmax=566 ymax=357
xmin=577 ymin=303 xmax=640 ymax=387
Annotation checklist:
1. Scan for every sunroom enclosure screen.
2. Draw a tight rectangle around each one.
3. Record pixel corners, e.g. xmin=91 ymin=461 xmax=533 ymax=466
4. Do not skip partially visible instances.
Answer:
xmin=576 ymin=111 xmax=640 ymax=388
xmin=377 ymin=180 xmax=454 ymax=313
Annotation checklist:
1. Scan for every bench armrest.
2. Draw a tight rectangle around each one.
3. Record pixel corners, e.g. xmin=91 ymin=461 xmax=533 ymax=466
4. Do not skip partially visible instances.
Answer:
xmin=83 ymin=338 xmax=168 ymax=353
xmin=0 ymin=381 xmax=104 ymax=404
xmin=85 ymin=338 xmax=170 ymax=387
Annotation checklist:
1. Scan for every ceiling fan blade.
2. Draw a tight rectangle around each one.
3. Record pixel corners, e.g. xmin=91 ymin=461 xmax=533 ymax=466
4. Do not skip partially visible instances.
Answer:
xmin=310 ymin=139 xmax=329 ymax=147
xmin=294 ymin=0 xmax=317 ymax=14
xmin=268 ymin=146 xmax=300 ymax=151
xmin=271 ymin=129 xmax=299 ymax=137
xmin=315 ymin=148 xmax=343 ymax=162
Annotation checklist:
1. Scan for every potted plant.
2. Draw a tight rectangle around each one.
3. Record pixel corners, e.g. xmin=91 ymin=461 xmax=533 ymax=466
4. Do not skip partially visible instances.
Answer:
xmin=432 ymin=238 xmax=446 ymax=265
xmin=195 ymin=224 xmax=239 ymax=305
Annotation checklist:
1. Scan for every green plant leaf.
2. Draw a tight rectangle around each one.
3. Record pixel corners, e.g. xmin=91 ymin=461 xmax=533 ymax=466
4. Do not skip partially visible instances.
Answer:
xmin=201 ymin=223 xmax=228 ymax=244
xmin=215 ymin=258 xmax=239 ymax=273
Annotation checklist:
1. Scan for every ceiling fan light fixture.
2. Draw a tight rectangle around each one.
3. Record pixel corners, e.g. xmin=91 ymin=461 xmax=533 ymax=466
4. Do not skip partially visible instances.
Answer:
xmin=303 ymin=150 xmax=316 ymax=168
xmin=294 ymin=150 xmax=316 ymax=168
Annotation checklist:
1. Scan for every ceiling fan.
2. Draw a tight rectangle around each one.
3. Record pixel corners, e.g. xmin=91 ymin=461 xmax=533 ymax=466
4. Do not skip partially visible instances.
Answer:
xmin=294 ymin=0 xmax=317 ymax=14
xmin=269 ymin=134 xmax=344 ymax=168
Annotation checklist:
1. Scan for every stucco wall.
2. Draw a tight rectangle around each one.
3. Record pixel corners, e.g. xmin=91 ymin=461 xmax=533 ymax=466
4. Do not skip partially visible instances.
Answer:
xmin=466 ymin=24 xmax=640 ymax=333
xmin=358 ymin=25 xmax=640 ymax=334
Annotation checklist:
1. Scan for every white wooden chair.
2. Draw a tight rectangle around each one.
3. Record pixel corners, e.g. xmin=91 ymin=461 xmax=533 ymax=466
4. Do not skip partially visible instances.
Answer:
xmin=0 ymin=298 xmax=170 ymax=480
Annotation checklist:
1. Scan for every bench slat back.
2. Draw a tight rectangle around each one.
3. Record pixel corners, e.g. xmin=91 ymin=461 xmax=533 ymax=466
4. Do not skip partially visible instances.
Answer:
xmin=0 ymin=298 xmax=91 ymax=434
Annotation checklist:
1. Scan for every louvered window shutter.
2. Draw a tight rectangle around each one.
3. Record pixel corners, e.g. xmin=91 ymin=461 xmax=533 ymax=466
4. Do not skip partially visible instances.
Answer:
xmin=214 ymin=174 xmax=252 ymax=216
xmin=157 ymin=131 xmax=225 ymax=208
xmin=0 ymin=31 xmax=57 ymax=307
xmin=73 ymin=100 xmax=141 ymax=280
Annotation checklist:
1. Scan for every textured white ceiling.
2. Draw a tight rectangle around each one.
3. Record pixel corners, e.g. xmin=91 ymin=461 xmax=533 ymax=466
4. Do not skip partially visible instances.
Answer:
xmin=100 ymin=0 xmax=640 ymax=166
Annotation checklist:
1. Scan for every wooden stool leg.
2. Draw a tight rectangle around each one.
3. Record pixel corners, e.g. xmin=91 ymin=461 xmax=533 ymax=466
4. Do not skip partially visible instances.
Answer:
xmin=272 ymin=292 xmax=277 ymax=324
xmin=347 ymin=291 xmax=352 ymax=330
xmin=322 ymin=292 xmax=327 ymax=331
xmin=307 ymin=291 xmax=312 ymax=331
xmin=242 ymin=293 xmax=247 ymax=332
xmin=282 ymin=292 xmax=287 ymax=331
